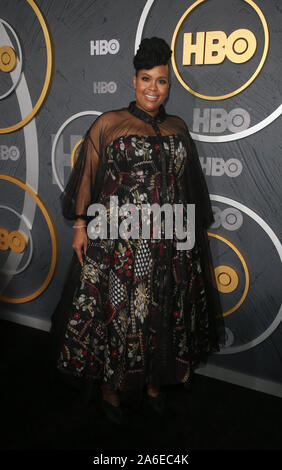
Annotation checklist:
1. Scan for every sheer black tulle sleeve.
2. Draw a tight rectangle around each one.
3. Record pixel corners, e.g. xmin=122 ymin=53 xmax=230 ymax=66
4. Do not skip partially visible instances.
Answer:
xmin=60 ymin=117 xmax=104 ymax=220
xmin=181 ymin=124 xmax=214 ymax=232
xmin=180 ymin=122 xmax=225 ymax=342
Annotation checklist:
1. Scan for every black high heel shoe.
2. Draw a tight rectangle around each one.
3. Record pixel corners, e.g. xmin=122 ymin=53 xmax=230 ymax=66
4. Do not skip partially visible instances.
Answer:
xmin=102 ymin=400 xmax=123 ymax=425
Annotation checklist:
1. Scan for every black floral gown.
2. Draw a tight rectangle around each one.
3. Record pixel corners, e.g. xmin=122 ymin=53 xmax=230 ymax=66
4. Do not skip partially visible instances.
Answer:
xmin=53 ymin=102 xmax=222 ymax=392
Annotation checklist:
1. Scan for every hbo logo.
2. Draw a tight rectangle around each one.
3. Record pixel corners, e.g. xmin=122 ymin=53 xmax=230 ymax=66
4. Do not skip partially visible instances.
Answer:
xmin=90 ymin=39 xmax=120 ymax=56
xmin=193 ymin=108 xmax=250 ymax=134
xmin=183 ymin=29 xmax=256 ymax=65
xmin=211 ymin=206 xmax=243 ymax=231
xmin=0 ymin=145 xmax=20 ymax=160
xmin=200 ymin=157 xmax=242 ymax=177
xmin=93 ymin=81 xmax=117 ymax=94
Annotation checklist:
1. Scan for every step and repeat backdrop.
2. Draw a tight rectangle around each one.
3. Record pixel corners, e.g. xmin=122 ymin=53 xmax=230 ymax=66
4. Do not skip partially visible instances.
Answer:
xmin=0 ymin=0 xmax=281 ymax=397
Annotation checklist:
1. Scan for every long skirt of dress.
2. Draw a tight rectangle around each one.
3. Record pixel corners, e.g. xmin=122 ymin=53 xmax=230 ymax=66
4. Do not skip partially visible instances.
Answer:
xmin=52 ymin=234 xmax=219 ymax=392
xmin=51 ymin=134 xmax=221 ymax=392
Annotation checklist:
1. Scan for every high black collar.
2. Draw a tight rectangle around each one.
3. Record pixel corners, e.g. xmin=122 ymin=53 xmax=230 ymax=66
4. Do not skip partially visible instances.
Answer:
xmin=127 ymin=101 xmax=167 ymax=125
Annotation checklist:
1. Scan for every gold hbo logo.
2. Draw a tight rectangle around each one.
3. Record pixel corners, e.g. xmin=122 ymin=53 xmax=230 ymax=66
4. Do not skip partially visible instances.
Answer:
xmin=171 ymin=0 xmax=269 ymax=100
xmin=182 ymin=29 xmax=256 ymax=65
xmin=0 ymin=228 xmax=27 ymax=253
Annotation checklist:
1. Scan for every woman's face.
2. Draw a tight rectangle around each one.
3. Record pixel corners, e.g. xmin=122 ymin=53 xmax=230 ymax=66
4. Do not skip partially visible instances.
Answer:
xmin=133 ymin=64 xmax=170 ymax=117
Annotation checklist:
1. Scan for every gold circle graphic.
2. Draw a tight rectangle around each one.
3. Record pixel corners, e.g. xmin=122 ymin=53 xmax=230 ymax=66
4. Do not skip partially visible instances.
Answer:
xmin=207 ymin=232 xmax=250 ymax=316
xmin=171 ymin=0 xmax=269 ymax=100
xmin=214 ymin=264 xmax=239 ymax=293
xmin=0 ymin=0 xmax=53 ymax=133
xmin=0 ymin=46 xmax=17 ymax=72
xmin=71 ymin=139 xmax=83 ymax=168
xmin=0 ymin=174 xmax=58 ymax=303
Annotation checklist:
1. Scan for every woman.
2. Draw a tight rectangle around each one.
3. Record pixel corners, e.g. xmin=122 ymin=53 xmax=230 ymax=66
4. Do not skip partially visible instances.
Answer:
xmin=51 ymin=37 xmax=223 ymax=424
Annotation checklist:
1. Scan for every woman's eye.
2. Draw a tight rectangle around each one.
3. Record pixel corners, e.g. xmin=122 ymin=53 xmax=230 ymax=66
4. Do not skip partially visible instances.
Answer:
xmin=159 ymin=79 xmax=167 ymax=85
xmin=141 ymin=76 xmax=149 ymax=81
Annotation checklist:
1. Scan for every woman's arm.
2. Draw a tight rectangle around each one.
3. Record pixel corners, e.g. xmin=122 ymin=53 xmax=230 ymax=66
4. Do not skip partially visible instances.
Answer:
xmin=60 ymin=116 xmax=104 ymax=264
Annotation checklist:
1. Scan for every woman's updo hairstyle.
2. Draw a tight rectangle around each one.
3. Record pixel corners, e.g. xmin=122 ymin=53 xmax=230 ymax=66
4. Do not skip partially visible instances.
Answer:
xmin=133 ymin=37 xmax=172 ymax=74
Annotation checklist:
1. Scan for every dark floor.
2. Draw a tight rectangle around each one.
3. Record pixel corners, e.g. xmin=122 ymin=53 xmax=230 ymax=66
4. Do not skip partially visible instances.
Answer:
xmin=0 ymin=319 xmax=281 ymax=456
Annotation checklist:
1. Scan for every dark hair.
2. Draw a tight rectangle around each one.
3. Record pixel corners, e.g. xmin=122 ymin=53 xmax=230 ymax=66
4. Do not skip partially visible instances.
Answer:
xmin=133 ymin=37 xmax=172 ymax=74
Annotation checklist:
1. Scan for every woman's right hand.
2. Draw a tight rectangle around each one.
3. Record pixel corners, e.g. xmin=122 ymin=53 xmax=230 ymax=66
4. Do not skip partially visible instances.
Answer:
xmin=72 ymin=222 xmax=88 ymax=266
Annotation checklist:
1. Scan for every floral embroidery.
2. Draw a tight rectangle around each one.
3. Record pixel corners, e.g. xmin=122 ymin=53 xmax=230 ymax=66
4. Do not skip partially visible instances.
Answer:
xmin=57 ymin=134 xmax=215 ymax=391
